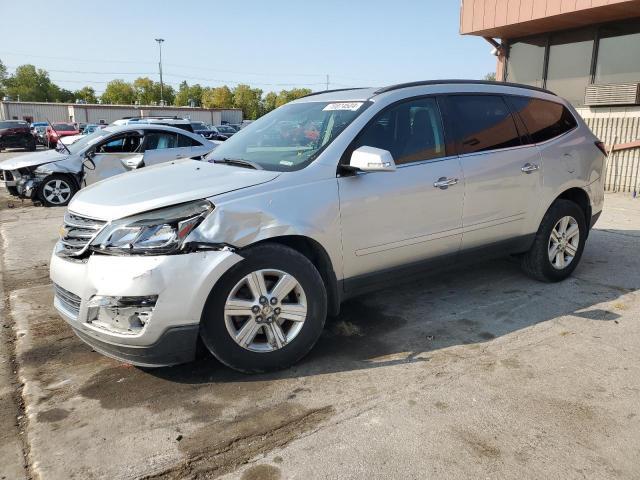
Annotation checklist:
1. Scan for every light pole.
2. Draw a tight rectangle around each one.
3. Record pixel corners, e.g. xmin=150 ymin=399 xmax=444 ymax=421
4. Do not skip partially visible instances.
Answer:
xmin=155 ymin=38 xmax=165 ymax=106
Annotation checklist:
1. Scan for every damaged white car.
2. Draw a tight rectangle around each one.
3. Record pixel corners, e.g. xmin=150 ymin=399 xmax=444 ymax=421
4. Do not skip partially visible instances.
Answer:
xmin=0 ymin=124 xmax=214 ymax=206
xmin=50 ymin=81 xmax=605 ymax=372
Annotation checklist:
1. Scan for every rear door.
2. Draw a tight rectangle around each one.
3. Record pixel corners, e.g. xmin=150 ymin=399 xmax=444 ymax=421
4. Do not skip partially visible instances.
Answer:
xmin=443 ymin=94 xmax=543 ymax=249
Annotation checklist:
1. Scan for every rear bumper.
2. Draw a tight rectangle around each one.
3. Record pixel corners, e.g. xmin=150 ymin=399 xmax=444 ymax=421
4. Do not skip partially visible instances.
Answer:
xmin=72 ymin=324 xmax=200 ymax=367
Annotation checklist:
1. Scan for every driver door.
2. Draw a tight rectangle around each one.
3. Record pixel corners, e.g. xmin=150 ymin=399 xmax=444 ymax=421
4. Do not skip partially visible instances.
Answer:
xmin=338 ymin=96 xmax=464 ymax=286
xmin=83 ymin=132 xmax=143 ymax=186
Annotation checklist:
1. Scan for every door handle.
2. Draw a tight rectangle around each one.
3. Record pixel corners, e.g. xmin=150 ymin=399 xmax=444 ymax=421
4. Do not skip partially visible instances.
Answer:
xmin=521 ymin=163 xmax=540 ymax=174
xmin=433 ymin=177 xmax=459 ymax=189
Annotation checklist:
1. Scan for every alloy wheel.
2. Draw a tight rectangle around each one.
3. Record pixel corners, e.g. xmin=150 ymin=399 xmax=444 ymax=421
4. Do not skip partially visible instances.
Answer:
xmin=42 ymin=179 xmax=72 ymax=205
xmin=548 ymin=215 xmax=580 ymax=270
xmin=224 ymin=269 xmax=307 ymax=352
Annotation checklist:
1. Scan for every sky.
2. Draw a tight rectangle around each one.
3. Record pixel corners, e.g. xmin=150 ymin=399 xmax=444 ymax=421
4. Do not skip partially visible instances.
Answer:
xmin=0 ymin=0 xmax=496 ymax=95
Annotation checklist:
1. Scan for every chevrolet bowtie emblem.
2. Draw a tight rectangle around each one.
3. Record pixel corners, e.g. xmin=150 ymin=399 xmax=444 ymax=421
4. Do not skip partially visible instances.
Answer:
xmin=59 ymin=226 xmax=68 ymax=238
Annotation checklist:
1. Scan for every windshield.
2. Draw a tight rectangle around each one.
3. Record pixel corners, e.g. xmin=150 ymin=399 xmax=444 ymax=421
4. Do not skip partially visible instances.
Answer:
xmin=0 ymin=121 xmax=28 ymax=129
xmin=209 ymin=101 xmax=368 ymax=171
xmin=217 ymin=125 xmax=235 ymax=133
xmin=53 ymin=123 xmax=76 ymax=131
xmin=191 ymin=122 xmax=208 ymax=130
xmin=65 ymin=128 xmax=113 ymax=155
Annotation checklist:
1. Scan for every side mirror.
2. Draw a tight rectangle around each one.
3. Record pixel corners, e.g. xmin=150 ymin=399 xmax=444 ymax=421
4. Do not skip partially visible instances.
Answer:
xmin=121 ymin=154 xmax=144 ymax=169
xmin=349 ymin=146 xmax=396 ymax=173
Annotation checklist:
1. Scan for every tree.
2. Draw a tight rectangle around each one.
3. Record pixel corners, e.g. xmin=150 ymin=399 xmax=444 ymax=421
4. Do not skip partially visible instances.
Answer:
xmin=0 ymin=59 xmax=7 ymax=99
xmin=133 ymin=77 xmax=160 ymax=105
xmin=56 ymin=88 xmax=75 ymax=103
xmin=202 ymin=85 xmax=234 ymax=109
xmin=232 ymin=84 xmax=263 ymax=120
xmin=275 ymin=88 xmax=312 ymax=108
xmin=262 ymin=91 xmax=278 ymax=114
xmin=101 ymin=79 xmax=136 ymax=104
xmin=74 ymin=86 xmax=97 ymax=104
xmin=4 ymin=64 xmax=58 ymax=101
xmin=484 ymin=72 xmax=497 ymax=81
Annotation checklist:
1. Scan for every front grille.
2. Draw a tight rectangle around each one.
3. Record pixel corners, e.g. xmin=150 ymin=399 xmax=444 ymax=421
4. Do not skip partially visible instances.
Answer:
xmin=58 ymin=212 xmax=107 ymax=257
xmin=54 ymin=284 xmax=81 ymax=318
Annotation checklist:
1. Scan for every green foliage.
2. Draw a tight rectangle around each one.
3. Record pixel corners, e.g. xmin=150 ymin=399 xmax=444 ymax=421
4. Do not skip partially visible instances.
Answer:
xmin=4 ymin=64 xmax=59 ymax=101
xmin=73 ymin=86 xmax=97 ymax=104
xmin=202 ymin=85 xmax=234 ymax=109
xmin=174 ymin=81 xmax=205 ymax=107
xmin=0 ymin=59 xmax=6 ymax=98
xmin=232 ymin=84 xmax=263 ymax=120
xmin=101 ymin=79 xmax=136 ymax=104
xmin=0 ymin=59 xmax=320 ymax=119
xmin=484 ymin=72 xmax=497 ymax=81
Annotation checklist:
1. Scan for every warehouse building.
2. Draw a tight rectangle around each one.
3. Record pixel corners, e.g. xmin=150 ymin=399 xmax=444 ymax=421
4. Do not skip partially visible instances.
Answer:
xmin=461 ymin=0 xmax=640 ymax=193
xmin=0 ymin=101 xmax=243 ymax=126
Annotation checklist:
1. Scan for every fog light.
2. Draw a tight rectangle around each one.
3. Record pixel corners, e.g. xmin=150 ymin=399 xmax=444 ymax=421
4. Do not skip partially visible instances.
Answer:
xmin=86 ymin=295 xmax=157 ymax=335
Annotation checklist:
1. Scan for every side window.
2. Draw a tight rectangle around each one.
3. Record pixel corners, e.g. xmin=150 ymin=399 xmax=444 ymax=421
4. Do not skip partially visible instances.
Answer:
xmin=352 ymin=97 xmax=445 ymax=165
xmin=177 ymin=134 xmax=202 ymax=147
xmin=506 ymin=96 xmax=578 ymax=143
xmin=144 ymin=132 xmax=178 ymax=150
xmin=446 ymin=95 xmax=521 ymax=154
xmin=95 ymin=134 xmax=141 ymax=154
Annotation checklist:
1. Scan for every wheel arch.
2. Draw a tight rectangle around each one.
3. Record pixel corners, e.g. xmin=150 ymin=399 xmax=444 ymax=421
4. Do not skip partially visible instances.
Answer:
xmin=555 ymin=187 xmax=591 ymax=231
xmin=243 ymin=235 xmax=342 ymax=316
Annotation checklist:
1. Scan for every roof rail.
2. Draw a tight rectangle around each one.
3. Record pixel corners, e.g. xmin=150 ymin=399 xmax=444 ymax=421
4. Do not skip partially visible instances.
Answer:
xmin=300 ymin=87 xmax=367 ymax=99
xmin=121 ymin=116 xmax=186 ymax=120
xmin=373 ymin=80 xmax=555 ymax=96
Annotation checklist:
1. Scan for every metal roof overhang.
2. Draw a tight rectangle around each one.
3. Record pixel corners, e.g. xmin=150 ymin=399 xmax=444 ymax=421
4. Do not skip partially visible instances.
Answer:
xmin=464 ymin=3 xmax=640 ymax=40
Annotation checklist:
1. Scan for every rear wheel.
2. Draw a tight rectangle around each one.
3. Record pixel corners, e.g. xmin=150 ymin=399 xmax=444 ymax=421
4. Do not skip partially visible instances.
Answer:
xmin=200 ymin=243 xmax=327 ymax=373
xmin=37 ymin=174 xmax=77 ymax=207
xmin=521 ymin=199 xmax=587 ymax=282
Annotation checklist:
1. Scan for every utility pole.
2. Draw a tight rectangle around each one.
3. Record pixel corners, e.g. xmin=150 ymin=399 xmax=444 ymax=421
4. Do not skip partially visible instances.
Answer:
xmin=325 ymin=74 xmax=329 ymax=91
xmin=155 ymin=38 xmax=165 ymax=106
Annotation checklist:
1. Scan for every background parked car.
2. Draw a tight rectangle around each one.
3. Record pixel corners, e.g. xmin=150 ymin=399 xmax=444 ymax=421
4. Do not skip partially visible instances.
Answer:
xmin=32 ymin=125 xmax=48 ymax=145
xmin=191 ymin=121 xmax=229 ymax=141
xmin=112 ymin=116 xmax=194 ymax=133
xmin=215 ymin=124 xmax=237 ymax=137
xmin=45 ymin=123 xmax=79 ymax=149
xmin=0 ymin=120 xmax=37 ymax=152
xmin=59 ymin=123 xmax=101 ymax=147
xmin=0 ymin=124 xmax=215 ymax=206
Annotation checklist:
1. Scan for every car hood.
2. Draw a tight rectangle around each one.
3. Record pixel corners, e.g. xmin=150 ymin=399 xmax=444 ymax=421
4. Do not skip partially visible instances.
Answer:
xmin=69 ymin=159 xmax=281 ymax=220
xmin=0 ymin=149 xmax=69 ymax=170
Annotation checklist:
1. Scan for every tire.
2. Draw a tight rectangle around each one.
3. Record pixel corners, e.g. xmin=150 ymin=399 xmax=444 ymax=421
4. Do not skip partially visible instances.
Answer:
xmin=200 ymin=243 xmax=327 ymax=373
xmin=48 ymin=139 xmax=56 ymax=149
xmin=25 ymin=137 xmax=36 ymax=151
xmin=37 ymin=174 xmax=77 ymax=207
xmin=521 ymin=199 xmax=587 ymax=282
xmin=6 ymin=186 xmax=19 ymax=196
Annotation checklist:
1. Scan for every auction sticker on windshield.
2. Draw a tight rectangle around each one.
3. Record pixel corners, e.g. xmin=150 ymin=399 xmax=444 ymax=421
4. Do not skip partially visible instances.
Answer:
xmin=323 ymin=102 xmax=363 ymax=111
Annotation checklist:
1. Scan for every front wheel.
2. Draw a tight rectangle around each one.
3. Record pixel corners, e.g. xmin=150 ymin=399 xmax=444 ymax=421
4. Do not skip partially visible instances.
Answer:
xmin=200 ymin=243 xmax=327 ymax=373
xmin=521 ymin=199 xmax=587 ymax=282
xmin=37 ymin=174 xmax=77 ymax=207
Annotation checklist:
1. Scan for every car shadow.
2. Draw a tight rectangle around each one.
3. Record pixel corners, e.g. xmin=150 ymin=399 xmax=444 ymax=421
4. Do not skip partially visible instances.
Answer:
xmin=147 ymin=227 xmax=639 ymax=386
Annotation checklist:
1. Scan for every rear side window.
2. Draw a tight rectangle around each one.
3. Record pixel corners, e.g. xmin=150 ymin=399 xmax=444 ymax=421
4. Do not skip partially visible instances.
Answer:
xmin=177 ymin=134 xmax=202 ymax=147
xmin=506 ymin=96 xmax=577 ymax=143
xmin=446 ymin=95 xmax=521 ymax=154
xmin=351 ymin=97 xmax=446 ymax=165
xmin=144 ymin=132 xmax=177 ymax=150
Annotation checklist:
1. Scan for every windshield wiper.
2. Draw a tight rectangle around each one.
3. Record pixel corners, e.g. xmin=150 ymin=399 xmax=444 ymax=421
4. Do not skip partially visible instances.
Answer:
xmin=213 ymin=158 xmax=263 ymax=170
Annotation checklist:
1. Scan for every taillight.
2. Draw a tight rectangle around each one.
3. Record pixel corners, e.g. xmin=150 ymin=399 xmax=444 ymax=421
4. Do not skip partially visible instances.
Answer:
xmin=595 ymin=141 xmax=608 ymax=156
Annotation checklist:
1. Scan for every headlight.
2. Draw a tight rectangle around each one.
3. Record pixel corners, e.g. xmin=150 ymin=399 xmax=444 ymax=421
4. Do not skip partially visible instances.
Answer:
xmin=90 ymin=200 xmax=213 ymax=255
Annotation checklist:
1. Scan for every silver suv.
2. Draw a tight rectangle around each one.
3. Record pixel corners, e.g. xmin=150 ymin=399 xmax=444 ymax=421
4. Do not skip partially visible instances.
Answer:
xmin=50 ymin=80 xmax=605 ymax=372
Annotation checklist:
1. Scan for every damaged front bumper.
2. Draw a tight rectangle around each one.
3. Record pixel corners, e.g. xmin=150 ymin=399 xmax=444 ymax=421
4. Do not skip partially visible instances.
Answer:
xmin=50 ymin=244 xmax=243 ymax=367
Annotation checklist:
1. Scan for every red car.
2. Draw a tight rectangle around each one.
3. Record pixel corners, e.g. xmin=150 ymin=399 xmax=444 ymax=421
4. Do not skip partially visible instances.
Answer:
xmin=45 ymin=123 xmax=80 ymax=149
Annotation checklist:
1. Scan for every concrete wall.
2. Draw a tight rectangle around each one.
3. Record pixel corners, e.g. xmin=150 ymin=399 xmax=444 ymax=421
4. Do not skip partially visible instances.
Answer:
xmin=461 ymin=0 xmax=640 ymax=37
xmin=0 ymin=102 xmax=242 ymax=126
xmin=578 ymin=106 xmax=640 ymax=193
